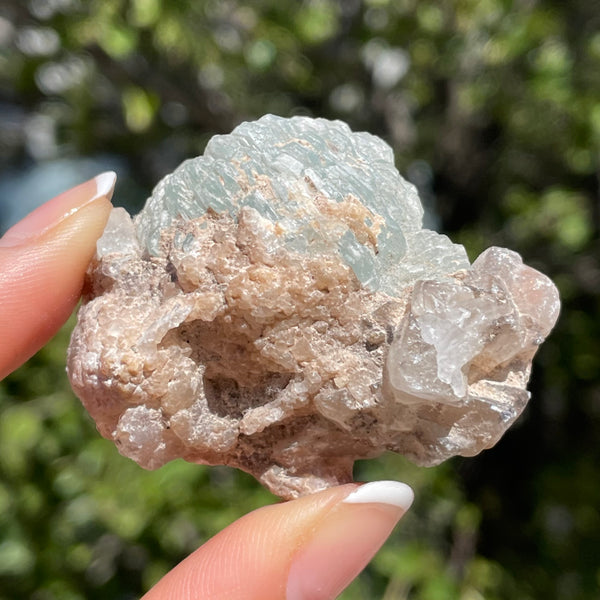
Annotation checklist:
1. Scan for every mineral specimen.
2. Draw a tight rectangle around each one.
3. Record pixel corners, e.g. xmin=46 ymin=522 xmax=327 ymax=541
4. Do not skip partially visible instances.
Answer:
xmin=67 ymin=115 xmax=560 ymax=499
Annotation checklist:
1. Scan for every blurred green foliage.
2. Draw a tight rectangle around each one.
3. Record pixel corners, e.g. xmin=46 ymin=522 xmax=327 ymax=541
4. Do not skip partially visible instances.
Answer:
xmin=1 ymin=0 xmax=599 ymax=598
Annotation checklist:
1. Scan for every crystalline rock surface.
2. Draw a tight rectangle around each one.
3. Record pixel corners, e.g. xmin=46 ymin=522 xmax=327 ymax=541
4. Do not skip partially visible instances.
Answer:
xmin=67 ymin=115 xmax=560 ymax=499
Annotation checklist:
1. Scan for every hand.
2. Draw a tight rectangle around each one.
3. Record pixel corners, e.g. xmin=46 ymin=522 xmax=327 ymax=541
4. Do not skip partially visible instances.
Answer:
xmin=0 ymin=174 xmax=413 ymax=600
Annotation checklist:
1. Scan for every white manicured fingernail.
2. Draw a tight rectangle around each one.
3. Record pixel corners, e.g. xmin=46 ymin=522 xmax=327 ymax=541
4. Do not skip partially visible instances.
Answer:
xmin=0 ymin=171 xmax=117 ymax=248
xmin=94 ymin=171 xmax=117 ymax=200
xmin=343 ymin=480 xmax=414 ymax=510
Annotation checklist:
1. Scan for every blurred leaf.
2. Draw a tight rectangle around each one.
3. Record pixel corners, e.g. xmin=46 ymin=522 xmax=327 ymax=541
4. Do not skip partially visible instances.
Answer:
xmin=294 ymin=1 xmax=339 ymax=45
xmin=129 ymin=0 xmax=162 ymax=28
xmin=98 ymin=24 xmax=138 ymax=59
xmin=122 ymin=85 xmax=159 ymax=132
xmin=0 ymin=540 xmax=35 ymax=577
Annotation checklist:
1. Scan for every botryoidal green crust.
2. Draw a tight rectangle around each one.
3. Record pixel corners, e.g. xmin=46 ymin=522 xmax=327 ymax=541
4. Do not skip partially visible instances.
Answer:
xmin=67 ymin=115 xmax=560 ymax=499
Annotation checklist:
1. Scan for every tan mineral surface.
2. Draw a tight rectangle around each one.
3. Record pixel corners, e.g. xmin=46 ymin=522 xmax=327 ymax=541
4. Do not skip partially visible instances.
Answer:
xmin=67 ymin=115 xmax=560 ymax=498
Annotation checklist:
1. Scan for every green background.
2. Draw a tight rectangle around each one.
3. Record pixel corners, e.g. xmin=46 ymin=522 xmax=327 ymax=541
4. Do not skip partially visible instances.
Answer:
xmin=1 ymin=1 xmax=599 ymax=598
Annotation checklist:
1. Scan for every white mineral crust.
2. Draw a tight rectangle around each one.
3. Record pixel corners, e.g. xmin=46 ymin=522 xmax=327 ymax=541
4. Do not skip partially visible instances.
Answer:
xmin=67 ymin=115 xmax=560 ymax=499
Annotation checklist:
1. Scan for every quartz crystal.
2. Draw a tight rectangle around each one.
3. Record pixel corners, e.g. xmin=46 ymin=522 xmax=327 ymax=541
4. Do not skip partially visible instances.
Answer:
xmin=67 ymin=115 xmax=560 ymax=499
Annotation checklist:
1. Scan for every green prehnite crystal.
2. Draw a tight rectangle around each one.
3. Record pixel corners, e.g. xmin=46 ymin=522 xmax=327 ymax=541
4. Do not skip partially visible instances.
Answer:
xmin=135 ymin=114 xmax=469 ymax=293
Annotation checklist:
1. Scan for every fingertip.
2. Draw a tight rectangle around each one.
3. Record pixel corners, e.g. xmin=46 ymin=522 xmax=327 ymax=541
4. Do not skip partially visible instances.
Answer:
xmin=142 ymin=485 xmax=356 ymax=600
xmin=0 ymin=189 xmax=113 ymax=379
xmin=0 ymin=171 xmax=116 ymax=248
xmin=142 ymin=482 xmax=412 ymax=600
xmin=286 ymin=481 xmax=412 ymax=599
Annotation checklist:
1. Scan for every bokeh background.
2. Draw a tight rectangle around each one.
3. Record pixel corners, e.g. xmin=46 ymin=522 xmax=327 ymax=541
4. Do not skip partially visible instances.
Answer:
xmin=1 ymin=1 xmax=599 ymax=598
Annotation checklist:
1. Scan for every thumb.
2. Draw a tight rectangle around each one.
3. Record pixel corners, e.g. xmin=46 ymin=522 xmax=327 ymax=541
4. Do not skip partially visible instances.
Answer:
xmin=0 ymin=173 xmax=115 ymax=379
xmin=143 ymin=480 xmax=414 ymax=600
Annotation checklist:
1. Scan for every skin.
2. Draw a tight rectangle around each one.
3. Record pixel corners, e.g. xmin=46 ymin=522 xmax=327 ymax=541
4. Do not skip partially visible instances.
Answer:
xmin=0 ymin=175 xmax=412 ymax=600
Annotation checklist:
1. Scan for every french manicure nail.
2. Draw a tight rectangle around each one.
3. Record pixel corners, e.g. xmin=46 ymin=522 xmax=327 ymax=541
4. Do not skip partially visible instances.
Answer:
xmin=286 ymin=481 xmax=413 ymax=600
xmin=342 ymin=480 xmax=414 ymax=508
xmin=0 ymin=171 xmax=116 ymax=248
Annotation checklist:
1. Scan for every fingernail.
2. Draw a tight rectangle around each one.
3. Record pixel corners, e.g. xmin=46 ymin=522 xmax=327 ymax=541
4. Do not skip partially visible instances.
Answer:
xmin=286 ymin=481 xmax=414 ymax=600
xmin=0 ymin=171 xmax=117 ymax=248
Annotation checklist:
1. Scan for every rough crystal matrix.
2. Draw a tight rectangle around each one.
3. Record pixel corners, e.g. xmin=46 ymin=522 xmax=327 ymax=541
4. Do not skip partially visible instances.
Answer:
xmin=67 ymin=115 xmax=560 ymax=499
